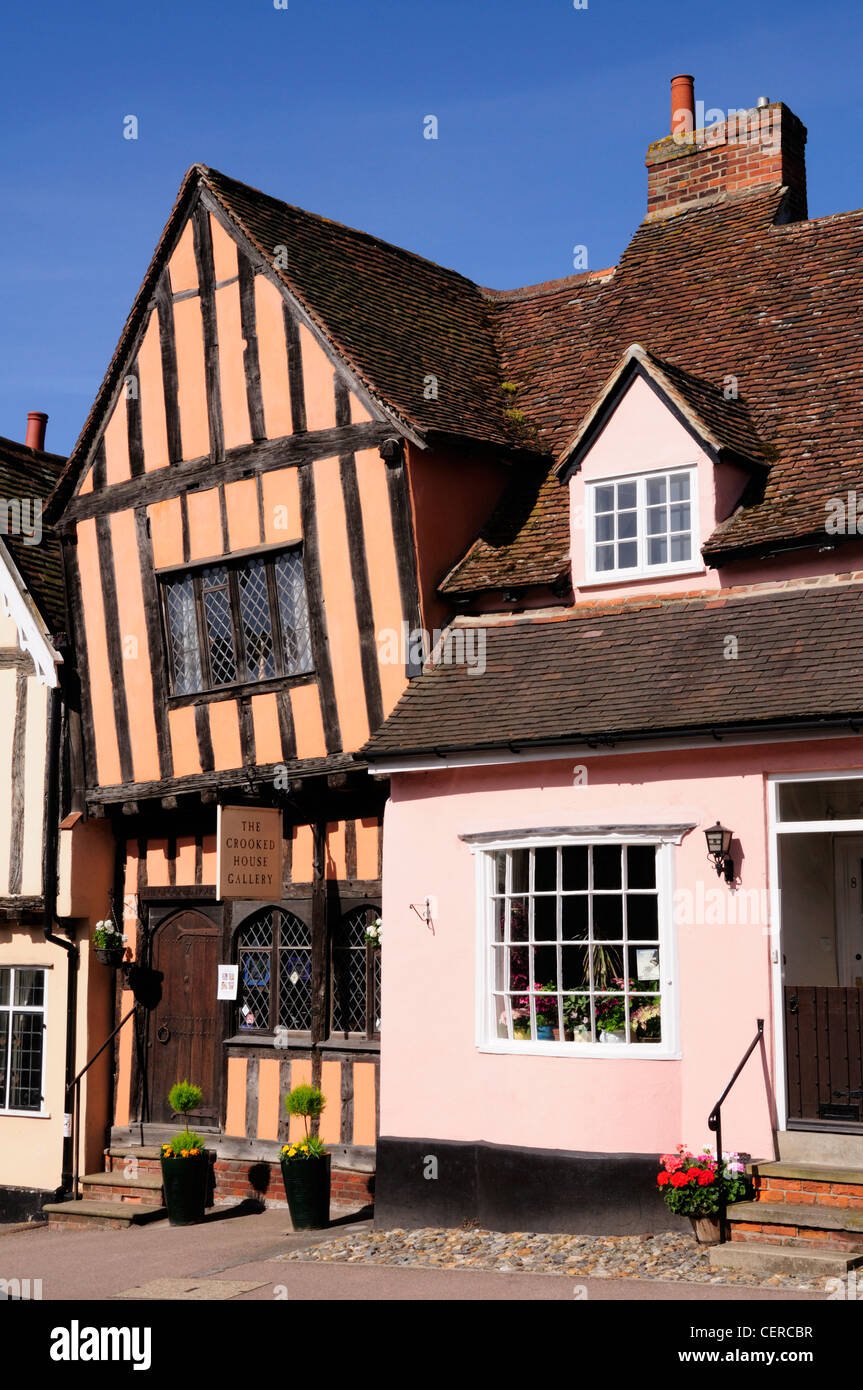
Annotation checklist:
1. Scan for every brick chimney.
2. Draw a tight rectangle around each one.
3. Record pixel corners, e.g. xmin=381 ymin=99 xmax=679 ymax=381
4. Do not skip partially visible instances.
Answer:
xmin=646 ymin=77 xmax=808 ymax=222
xmin=25 ymin=411 xmax=48 ymax=451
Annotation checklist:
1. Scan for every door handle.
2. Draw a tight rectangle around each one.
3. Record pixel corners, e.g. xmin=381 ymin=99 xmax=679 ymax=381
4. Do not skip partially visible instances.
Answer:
xmin=788 ymin=993 xmax=799 ymax=1014
xmin=156 ymin=1024 xmax=171 ymax=1044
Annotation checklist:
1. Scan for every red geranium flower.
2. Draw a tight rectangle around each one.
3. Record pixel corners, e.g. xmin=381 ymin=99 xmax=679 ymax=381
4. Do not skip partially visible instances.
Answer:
xmin=670 ymin=1171 xmax=689 ymax=1187
xmin=657 ymin=1172 xmax=670 ymax=1186
xmin=697 ymin=1170 xmax=714 ymax=1185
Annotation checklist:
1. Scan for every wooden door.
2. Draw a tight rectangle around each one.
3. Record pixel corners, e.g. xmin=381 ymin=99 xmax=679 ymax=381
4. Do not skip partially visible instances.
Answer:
xmin=785 ymin=985 xmax=863 ymax=1124
xmin=150 ymin=911 xmax=222 ymax=1126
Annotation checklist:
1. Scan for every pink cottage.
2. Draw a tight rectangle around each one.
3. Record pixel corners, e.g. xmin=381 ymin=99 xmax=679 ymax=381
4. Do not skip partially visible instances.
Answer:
xmin=363 ymin=78 xmax=863 ymax=1250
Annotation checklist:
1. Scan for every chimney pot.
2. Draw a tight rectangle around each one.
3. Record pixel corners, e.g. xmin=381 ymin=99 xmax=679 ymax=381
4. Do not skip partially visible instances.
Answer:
xmin=25 ymin=411 xmax=48 ymax=452
xmin=670 ymin=73 xmax=695 ymax=135
xmin=756 ymin=95 xmax=770 ymax=108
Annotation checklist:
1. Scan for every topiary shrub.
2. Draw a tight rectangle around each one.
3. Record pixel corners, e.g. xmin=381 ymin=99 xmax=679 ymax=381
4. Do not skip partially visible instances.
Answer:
xmin=284 ymin=1083 xmax=326 ymax=1138
xmin=168 ymin=1080 xmax=202 ymax=1118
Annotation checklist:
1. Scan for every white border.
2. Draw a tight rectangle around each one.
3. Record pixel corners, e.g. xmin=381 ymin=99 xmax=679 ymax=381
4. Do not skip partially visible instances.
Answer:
xmin=471 ymin=828 xmax=681 ymax=1060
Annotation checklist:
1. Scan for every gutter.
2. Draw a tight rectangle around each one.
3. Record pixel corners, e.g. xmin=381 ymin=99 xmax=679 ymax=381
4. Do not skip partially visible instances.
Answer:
xmin=42 ymin=679 xmax=77 ymax=1199
xmin=363 ymin=712 xmax=863 ymax=770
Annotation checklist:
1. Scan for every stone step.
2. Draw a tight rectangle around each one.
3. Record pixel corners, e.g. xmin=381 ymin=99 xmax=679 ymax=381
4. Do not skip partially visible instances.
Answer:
xmin=81 ymin=1172 xmax=164 ymax=1205
xmin=42 ymin=1200 xmax=167 ymax=1231
xmin=752 ymin=1160 xmax=863 ymax=1187
xmin=730 ymin=1200 xmax=863 ymax=1232
xmin=105 ymin=1146 xmax=163 ymax=1161
xmin=778 ymin=1129 xmax=863 ymax=1168
xmin=709 ymin=1242 xmax=863 ymax=1279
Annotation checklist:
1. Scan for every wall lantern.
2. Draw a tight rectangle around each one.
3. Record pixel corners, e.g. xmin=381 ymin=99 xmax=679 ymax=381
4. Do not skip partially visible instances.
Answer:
xmin=705 ymin=822 xmax=734 ymax=883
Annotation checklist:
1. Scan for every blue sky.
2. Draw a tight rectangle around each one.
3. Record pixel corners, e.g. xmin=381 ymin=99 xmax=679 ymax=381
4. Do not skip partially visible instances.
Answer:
xmin=1 ymin=0 xmax=860 ymax=455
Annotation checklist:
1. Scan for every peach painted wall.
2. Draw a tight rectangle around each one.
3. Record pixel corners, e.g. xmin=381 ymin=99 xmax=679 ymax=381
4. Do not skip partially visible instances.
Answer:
xmin=380 ymin=736 xmax=863 ymax=1161
xmin=405 ymin=443 xmax=510 ymax=633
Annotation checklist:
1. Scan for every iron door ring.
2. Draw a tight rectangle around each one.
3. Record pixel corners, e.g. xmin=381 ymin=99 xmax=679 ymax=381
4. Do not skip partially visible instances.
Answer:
xmin=156 ymin=1024 xmax=171 ymax=1044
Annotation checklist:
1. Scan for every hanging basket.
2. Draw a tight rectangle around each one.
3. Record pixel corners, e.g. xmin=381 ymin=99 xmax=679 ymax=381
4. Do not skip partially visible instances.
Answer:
xmin=95 ymin=946 xmax=126 ymax=968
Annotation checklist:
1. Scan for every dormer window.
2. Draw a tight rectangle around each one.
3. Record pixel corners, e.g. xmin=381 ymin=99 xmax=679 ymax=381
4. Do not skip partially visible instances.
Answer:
xmin=586 ymin=466 xmax=698 ymax=581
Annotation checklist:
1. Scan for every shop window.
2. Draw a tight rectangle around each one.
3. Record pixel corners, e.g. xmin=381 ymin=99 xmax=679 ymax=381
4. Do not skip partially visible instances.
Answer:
xmin=161 ymin=545 xmax=313 ymax=696
xmin=0 ymin=968 xmax=46 ymax=1113
xmin=331 ymin=905 xmax=381 ymax=1041
xmin=481 ymin=840 xmax=675 ymax=1055
xmin=236 ymin=902 xmax=381 ymax=1040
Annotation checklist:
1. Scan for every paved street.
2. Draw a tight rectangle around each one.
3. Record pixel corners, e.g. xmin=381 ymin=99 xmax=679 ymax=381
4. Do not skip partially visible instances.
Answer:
xmin=0 ymin=1210 xmax=827 ymax=1301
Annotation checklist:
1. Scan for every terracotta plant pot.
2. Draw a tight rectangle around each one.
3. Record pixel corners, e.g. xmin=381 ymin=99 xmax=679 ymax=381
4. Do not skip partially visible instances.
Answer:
xmin=160 ymin=1152 xmax=209 ymax=1226
xmin=281 ymin=1154 xmax=331 ymax=1229
xmin=690 ymin=1215 xmax=723 ymax=1245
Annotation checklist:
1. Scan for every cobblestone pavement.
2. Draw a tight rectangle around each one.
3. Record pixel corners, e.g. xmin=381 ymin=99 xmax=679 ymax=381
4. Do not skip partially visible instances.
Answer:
xmin=280 ymin=1227 xmax=826 ymax=1291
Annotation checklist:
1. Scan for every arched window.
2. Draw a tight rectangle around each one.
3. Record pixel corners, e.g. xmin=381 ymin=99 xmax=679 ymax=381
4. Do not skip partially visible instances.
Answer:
xmin=331 ymin=905 xmax=381 ymax=1040
xmin=236 ymin=907 xmax=312 ymax=1034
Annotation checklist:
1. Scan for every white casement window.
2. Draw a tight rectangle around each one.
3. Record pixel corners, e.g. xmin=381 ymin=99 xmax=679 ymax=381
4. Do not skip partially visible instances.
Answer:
xmin=474 ymin=833 xmax=680 ymax=1058
xmin=0 ymin=968 xmax=47 ymax=1114
xmin=585 ymin=466 xmax=699 ymax=581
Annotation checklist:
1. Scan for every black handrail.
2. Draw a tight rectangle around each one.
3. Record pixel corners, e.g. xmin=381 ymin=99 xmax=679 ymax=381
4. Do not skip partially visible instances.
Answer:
xmin=66 ymin=1004 xmax=137 ymax=1202
xmin=707 ymin=1019 xmax=764 ymax=1242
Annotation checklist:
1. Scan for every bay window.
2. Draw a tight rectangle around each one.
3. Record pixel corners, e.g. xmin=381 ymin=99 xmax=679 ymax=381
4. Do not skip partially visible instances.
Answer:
xmin=474 ymin=834 xmax=679 ymax=1056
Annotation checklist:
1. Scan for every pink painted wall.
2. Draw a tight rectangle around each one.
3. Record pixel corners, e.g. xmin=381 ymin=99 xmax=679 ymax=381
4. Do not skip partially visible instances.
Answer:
xmin=569 ymin=376 xmax=747 ymax=598
xmin=380 ymin=735 xmax=863 ymax=1162
xmin=566 ymin=375 xmax=863 ymax=598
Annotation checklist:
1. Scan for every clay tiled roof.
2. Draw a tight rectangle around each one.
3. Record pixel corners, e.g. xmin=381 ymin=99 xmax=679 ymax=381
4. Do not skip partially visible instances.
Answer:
xmin=363 ymin=581 xmax=863 ymax=758
xmin=0 ymin=435 xmax=66 ymax=632
xmin=446 ymin=187 xmax=863 ymax=590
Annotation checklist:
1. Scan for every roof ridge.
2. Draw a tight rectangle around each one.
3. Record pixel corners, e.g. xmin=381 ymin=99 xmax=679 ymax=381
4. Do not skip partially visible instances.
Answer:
xmin=200 ymin=165 xmax=489 ymax=293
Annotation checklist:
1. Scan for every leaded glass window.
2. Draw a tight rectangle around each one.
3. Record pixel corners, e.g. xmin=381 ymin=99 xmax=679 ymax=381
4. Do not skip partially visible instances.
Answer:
xmin=237 ymin=908 xmax=312 ymax=1034
xmin=0 ymin=967 xmax=46 ymax=1112
xmin=160 ymin=545 xmax=313 ymax=695
xmin=332 ymin=905 xmax=381 ymax=1040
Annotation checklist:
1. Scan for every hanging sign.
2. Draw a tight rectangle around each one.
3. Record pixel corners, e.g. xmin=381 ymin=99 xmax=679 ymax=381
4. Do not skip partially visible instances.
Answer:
xmin=217 ymin=805 xmax=283 ymax=900
xmin=217 ymin=964 xmax=239 ymax=1000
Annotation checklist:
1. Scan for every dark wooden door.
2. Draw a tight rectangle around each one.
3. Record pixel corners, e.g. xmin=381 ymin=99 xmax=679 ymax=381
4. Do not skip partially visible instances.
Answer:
xmin=785 ymin=985 xmax=863 ymax=1124
xmin=150 ymin=911 xmax=222 ymax=1126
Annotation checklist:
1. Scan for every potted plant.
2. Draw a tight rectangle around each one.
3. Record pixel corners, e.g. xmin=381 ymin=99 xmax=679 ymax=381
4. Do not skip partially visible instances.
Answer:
xmin=160 ymin=1081 xmax=209 ymax=1226
xmin=364 ymin=917 xmax=382 ymax=948
xmin=534 ymin=984 xmax=559 ymax=1040
xmin=563 ymin=995 xmax=592 ymax=1042
xmin=92 ymin=918 xmax=127 ymax=968
xmin=631 ymin=998 xmax=662 ymax=1042
xmin=595 ymin=994 xmax=627 ymax=1043
xmin=656 ymin=1146 xmax=749 ymax=1244
xmin=280 ymin=1084 xmax=331 ymax=1229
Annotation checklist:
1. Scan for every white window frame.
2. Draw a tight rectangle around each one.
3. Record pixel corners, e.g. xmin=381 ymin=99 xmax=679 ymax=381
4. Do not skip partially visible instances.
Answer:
xmin=0 ymin=965 xmax=48 ymax=1117
xmin=472 ymin=830 xmax=681 ymax=1059
xmin=584 ymin=465 xmax=701 ymax=583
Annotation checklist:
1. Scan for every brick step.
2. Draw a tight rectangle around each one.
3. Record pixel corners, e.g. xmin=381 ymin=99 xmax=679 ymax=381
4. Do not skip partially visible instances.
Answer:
xmin=729 ymin=1199 xmax=863 ymax=1252
xmin=709 ymin=1242 xmax=863 ymax=1278
xmin=42 ymin=1200 xmax=167 ymax=1231
xmin=750 ymin=1160 xmax=863 ymax=1209
xmin=81 ymin=1172 xmax=164 ymax=1206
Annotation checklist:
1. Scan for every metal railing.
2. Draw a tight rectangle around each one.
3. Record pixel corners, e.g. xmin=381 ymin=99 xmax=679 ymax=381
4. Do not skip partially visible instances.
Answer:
xmin=67 ymin=1004 xmax=137 ymax=1202
xmin=707 ymin=1018 xmax=764 ymax=1242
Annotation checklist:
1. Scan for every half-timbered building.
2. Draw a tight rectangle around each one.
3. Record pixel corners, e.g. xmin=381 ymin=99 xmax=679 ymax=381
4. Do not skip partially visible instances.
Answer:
xmin=44 ymin=165 xmax=516 ymax=1207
